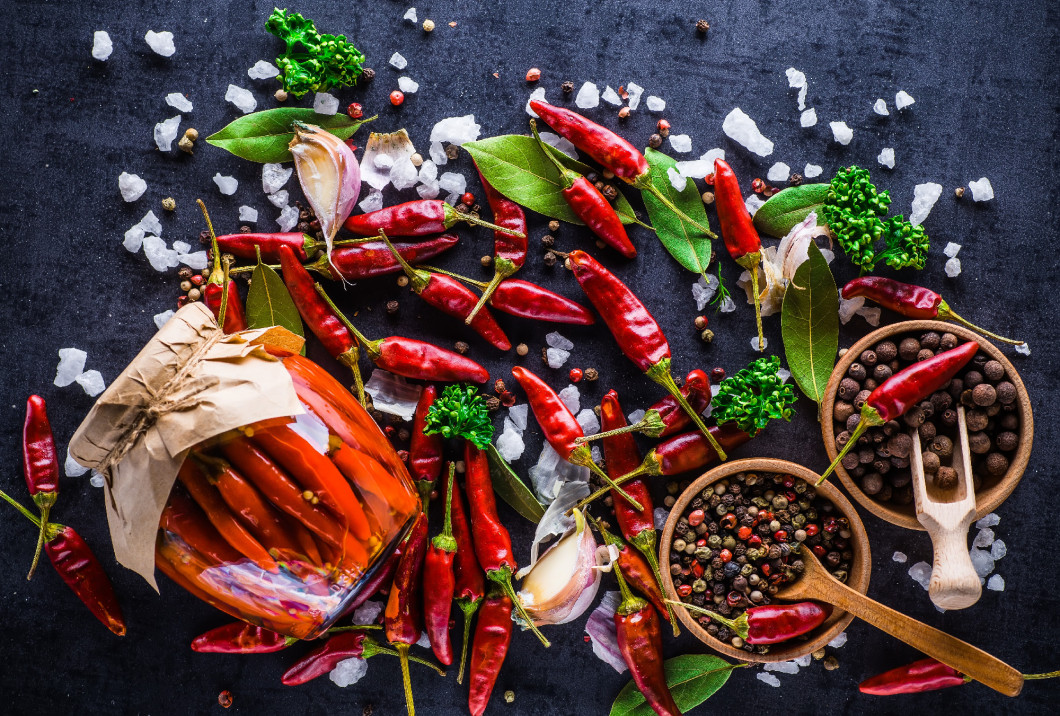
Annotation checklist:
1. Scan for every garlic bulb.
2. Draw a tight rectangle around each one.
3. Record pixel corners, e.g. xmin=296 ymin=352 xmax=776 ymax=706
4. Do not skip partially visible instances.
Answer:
xmin=516 ymin=510 xmax=602 ymax=626
xmin=289 ymin=122 xmax=360 ymax=260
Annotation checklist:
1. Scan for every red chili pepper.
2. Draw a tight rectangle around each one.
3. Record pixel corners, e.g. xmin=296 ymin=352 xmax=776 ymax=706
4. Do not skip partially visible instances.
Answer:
xmin=464 ymin=167 xmax=529 ymax=324
xmin=161 ymin=488 xmax=244 ymax=564
xmin=842 ymin=277 xmax=1022 ymax=345
xmin=216 ymin=232 xmax=319 ymax=262
xmin=467 ymin=587 xmax=513 ymax=716
xmin=531 ymin=119 xmax=636 ymax=258
xmin=820 ymin=341 xmax=979 ymax=482
xmin=510 ymin=365 xmax=643 ymax=511
xmin=343 ymin=200 xmax=527 ymax=238
xmin=674 ymin=600 xmax=832 ymax=644
xmin=464 ymin=442 xmax=550 ymax=647
xmin=23 ymin=395 xmax=60 ymax=579
xmin=377 ymin=230 xmax=511 ymax=351
xmin=199 ymin=200 xmax=248 ymax=333
xmin=281 ymin=629 xmax=442 ymax=686
xmin=423 ymin=465 xmax=458 ymax=666
xmin=191 ymin=621 xmax=296 ymax=653
xmin=306 ymin=235 xmax=460 ymax=282
xmin=612 ymin=560 xmax=681 ymax=716
xmin=344 ymin=536 xmax=403 ymax=615
xmin=713 ymin=159 xmax=765 ymax=351
xmin=566 ymin=250 xmax=728 ymax=459
xmin=409 ymin=385 xmax=443 ymax=500
xmin=591 ymin=515 xmax=671 ymax=623
xmin=385 ymin=512 xmax=430 ymax=715
xmin=649 ymin=369 xmax=712 ymax=437
xmin=859 ymin=658 xmax=969 ymax=695
xmin=449 ymin=470 xmax=486 ymax=683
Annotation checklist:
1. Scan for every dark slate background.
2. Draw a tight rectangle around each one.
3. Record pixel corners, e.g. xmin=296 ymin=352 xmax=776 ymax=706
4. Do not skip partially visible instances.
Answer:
xmin=1 ymin=1 xmax=1057 ymax=714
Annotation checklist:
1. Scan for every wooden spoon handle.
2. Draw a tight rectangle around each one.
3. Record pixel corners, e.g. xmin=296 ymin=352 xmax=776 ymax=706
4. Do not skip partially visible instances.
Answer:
xmin=925 ymin=516 xmax=983 ymax=610
xmin=823 ymin=577 xmax=1022 ymax=696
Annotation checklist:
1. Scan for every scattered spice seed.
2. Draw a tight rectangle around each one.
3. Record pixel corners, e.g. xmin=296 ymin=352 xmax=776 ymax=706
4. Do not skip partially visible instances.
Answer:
xmin=824 ymin=656 xmax=840 ymax=671
xmin=702 ymin=191 xmax=715 ymax=204
xmin=485 ymin=396 xmax=501 ymax=411
xmin=657 ymin=119 xmax=671 ymax=137
xmin=562 ymin=80 xmax=574 ymax=93
xmin=481 ymin=255 xmax=493 ymax=267
xmin=362 ymin=68 xmax=376 ymax=81
xmin=500 ymin=391 xmax=516 ymax=407
xmin=789 ymin=173 xmax=803 ymax=186
xmin=694 ymin=316 xmax=709 ymax=330
xmin=454 ymin=341 xmax=469 ymax=354
xmin=504 ymin=690 xmax=515 ymax=704
xmin=618 ymin=107 xmax=631 ymax=119
xmin=162 ymin=197 xmax=176 ymax=211
xmin=422 ymin=19 xmax=435 ymax=32
xmin=445 ymin=145 xmax=460 ymax=160
xmin=700 ymin=329 xmax=714 ymax=343
xmin=178 ymin=267 xmax=193 ymax=280
xmin=548 ymin=220 xmax=560 ymax=232
xmin=955 ymin=187 xmax=965 ymax=198
xmin=569 ymin=368 xmax=583 ymax=383
xmin=540 ymin=234 xmax=555 ymax=247
xmin=410 ymin=153 xmax=423 ymax=167
xmin=696 ymin=19 xmax=711 ymax=33
xmin=584 ymin=367 xmax=599 ymax=382
xmin=218 ymin=691 xmax=233 ymax=709
xmin=648 ymin=134 xmax=663 ymax=148
xmin=543 ymin=251 xmax=557 ymax=267
xmin=386 ymin=300 xmax=399 ymax=314
xmin=516 ymin=343 xmax=529 ymax=356
xmin=461 ymin=192 xmax=475 ymax=206
xmin=397 ymin=275 xmax=409 ymax=287
xmin=274 ymin=89 xmax=288 ymax=101
xmin=346 ymin=102 xmax=363 ymax=119
xmin=494 ymin=379 xmax=506 ymax=393
xmin=526 ymin=68 xmax=541 ymax=82
xmin=390 ymin=90 xmax=405 ymax=106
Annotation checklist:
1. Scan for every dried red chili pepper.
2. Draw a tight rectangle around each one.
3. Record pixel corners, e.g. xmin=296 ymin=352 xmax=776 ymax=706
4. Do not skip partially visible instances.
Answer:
xmin=192 ymin=622 xmax=297 ymax=653
xmin=820 ymin=341 xmax=979 ymax=482
xmin=858 ymin=657 xmax=1057 ymax=695
xmin=612 ymin=559 xmax=681 ymax=716
xmin=467 ymin=586 xmax=513 ymax=716
xmin=377 ymin=230 xmax=511 ymax=351
xmin=22 ymin=395 xmax=60 ymax=579
xmin=449 ymin=468 xmax=486 ymax=683
xmin=423 ymin=465 xmax=458 ymax=666
xmin=343 ymin=199 xmax=527 ymax=238
xmin=713 ymin=159 xmax=765 ymax=351
xmin=510 ymin=365 xmax=643 ymax=511
xmin=566 ymin=250 xmax=728 ymax=459
xmin=281 ymin=629 xmax=443 ymax=686
xmin=577 ymin=370 xmax=710 ymax=445
xmin=303 ymin=235 xmax=460 ymax=282
xmin=672 ymin=599 xmax=832 ymax=644
xmin=529 ymin=99 xmax=715 ymax=236
xmin=315 ymin=284 xmax=491 ymax=384
xmin=409 ymin=385 xmax=444 ymax=502
xmin=386 ymin=512 xmax=430 ymax=715
xmin=198 ymin=200 xmax=248 ymax=333
xmin=464 ymin=442 xmax=550 ymax=647
xmin=842 ymin=276 xmax=1023 ymax=345
xmin=216 ymin=232 xmax=321 ymax=262
xmin=464 ymin=167 xmax=528 ymax=324
xmin=590 ymin=515 xmax=672 ymax=626
xmin=530 ymin=119 xmax=636 ymax=258
xmin=278 ymin=244 xmax=365 ymax=402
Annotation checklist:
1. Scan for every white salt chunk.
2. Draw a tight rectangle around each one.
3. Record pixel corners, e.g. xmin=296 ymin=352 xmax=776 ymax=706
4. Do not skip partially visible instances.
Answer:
xmin=692 ymin=273 xmax=720 ymax=311
xmin=575 ymin=82 xmax=600 ymax=109
xmin=576 ymin=408 xmax=600 ymax=437
xmin=390 ymin=158 xmax=419 ymax=190
xmin=65 ymin=452 xmax=89 ymax=477
xmin=262 ymin=163 xmax=293 ymax=194
xmin=546 ymin=348 xmax=571 ymax=369
xmin=546 ymin=331 xmax=574 ymax=351
xmin=627 ymin=409 xmax=646 ymax=425
xmin=153 ymin=115 xmax=181 ymax=151
xmin=351 ymin=600 xmax=384 ymax=626
xmin=118 ymin=172 xmax=147 ymax=202
xmin=757 ymin=673 xmax=782 ymax=687
xmin=398 ymin=76 xmax=419 ymax=94
xmin=508 ymin=404 xmax=529 ymax=432
xmin=267 ymin=190 xmax=290 ymax=209
xmin=374 ymin=155 xmax=395 ymax=173
xmin=767 ymin=162 xmax=790 ymax=182
xmin=277 ymin=204 xmax=299 ymax=231
xmin=973 ymin=528 xmax=995 ymax=548
xmin=751 ymin=336 xmax=768 ymax=351
xmin=539 ymin=131 xmax=578 ymax=159
xmin=878 ymin=147 xmax=895 ymax=169
xmin=765 ymin=660 xmax=800 ymax=674
xmin=804 ymin=164 xmax=823 ymax=178
xmin=496 ymin=423 xmax=526 ymax=462
xmin=415 ymin=632 xmax=431 ymax=649
xmin=123 ymin=227 xmax=144 ymax=252
xmin=892 ymin=551 xmax=908 ymax=563
xmin=526 ymin=88 xmax=546 ymax=117
xmin=591 ymin=445 xmax=602 ymax=464
xmin=667 ymin=168 xmax=686 ymax=191
xmin=910 ymin=182 xmax=942 ymax=225
xmin=138 ymin=210 xmax=162 ymax=237
xmin=857 ymin=306 xmax=882 ymax=326
xmin=626 ymin=82 xmax=644 ymax=110
xmin=601 ymin=86 xmax=621 ymax=106
xmin=645 ymin=95 xmax=666 ymax=112
xmin=92 ymin=31 xmax=113 ymax=61
xmin=654 ymin=508 xmax=668 ymax=530
xmin=944 ymin=257 xmax=962 ymax=278
xmin=364 ymin=370 xmax=423 ymax=421
xmin=969 ymin=548 xmax=995 ymax=579
xmin=839 ymin=293 xmax=865 ymax=324
xmin=795 ymin=654 xmax=813 ymax=668
xmin=165 ymin=93 xmax=192 ymax=112
xmin=142 ymin=236 xmax=179 ymax=271
xmin=669 ymin=134 xmax=692 ymax=153
xmin=329 ymin=657 xmax=368 ymax=687
xmin=777 ymin=367 xmax=791 ymax=383
xmin=968 ymin=177 xmax=994 ymax=201
xmin=358 ymin=190 xmax=384 ymax=214
xmin=55 ymin=348 xmax=88 ymax=387
xmin=403 ymin=7 xmax=418 ymax=22
xmin=313 ymin=92 xmax=340 ymax=115
xmin=976 ymin=513 xmax=1000 ymax=529
xmin=828 ymin=631 xmax=848 ymax=648
xmin=719 ymin=295 xmax=736 ymax=313
xmin=558 ymin=385 xmax=580 ymax=414
xmin=90 ymin=473 xmax=105 ymax=488
xmin=225 ymin=84 xmax=256 ymax=114
xmin=438 ymin=172 xmax=466 ymax=195
xmin=986 ymin=574 xmax=1005 ymax=591
xmin=745 ymin=194 xmax=766 ymax=216
xmin=153 ymin=309 xmax=175 ymax=329
xmin=417 ymin=182 xmax=440 ymax=200
xmin=786 ymin=67 xmax=808 ymax=110
xmin=213 ymin=174 xmax=238 ymax=196
xmin=430 ymin=115 xmax=481 ymax=145
xmin=722 ymin=108 xmax=774 ymax=156
xmin=800 ymin=108 xmax=817 ymax=127
xmin=418 ymin=160 xmax=438 ymax=183
xmin=991 ymin=539 xmax=1007 ymax=560
xmin=76 ymin=370 xmax=106 ymax=397
xmin=145 ymin=30 xmax=175 ymax=57
xmin=908 ymin=561 xmax=932 ymax=590
xmin=178 ymin=251 xmax=208 ymax=271
xmin=172 ymin=241 xmax=191 ymax=254
xmin=873 ymin=99 xmax=889 ymax=116
xmin=895 ymin=90 xmax=915 ymax=110
xmin=247 ymin=60 xmax=279 ymax=80
xmin=944 ymin=242 xmax=962 ymax=258
xmin=830 ymin=121 xmax=853 ymax=145
xmin=239 ymin=206 xmax=258 ymax=223
xmin=389 ymin=52 xmax=408 ymax=70
xmin=1014 ymin=342 xmax=1030 ymax=356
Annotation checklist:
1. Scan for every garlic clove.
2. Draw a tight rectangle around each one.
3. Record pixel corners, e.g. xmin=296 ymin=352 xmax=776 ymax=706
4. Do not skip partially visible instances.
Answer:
xmin=517 ymin=510 xmax=601 ymax=626
xmin=289 ymin=122 xmax=360 ymax=260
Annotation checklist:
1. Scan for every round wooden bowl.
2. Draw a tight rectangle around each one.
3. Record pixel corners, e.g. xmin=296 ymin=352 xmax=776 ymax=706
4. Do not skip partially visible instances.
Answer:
xmin=659 ymin=458 xmax=872 ymax=663
xmin=820 ymin=320 xmax=1033 ymax=530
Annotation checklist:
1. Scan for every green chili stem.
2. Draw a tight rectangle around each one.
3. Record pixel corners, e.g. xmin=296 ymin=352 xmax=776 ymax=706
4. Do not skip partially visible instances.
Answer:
xmin=490 ymin=570 xmax=550 ymax=647
xmin=646 ymin=360 xmax=727 ymax=460
xmin=940 ymin=304 xmax=1023 ymax=346
xmin=574 ymin=409 xmax=665 ymax=444
xmin=0 ymin=487 xmax=42 ymax=527
xmin=818 ymin=419 xmax=870 ymax=484
xmin=569 ymin=446 xmax=643 ymax=512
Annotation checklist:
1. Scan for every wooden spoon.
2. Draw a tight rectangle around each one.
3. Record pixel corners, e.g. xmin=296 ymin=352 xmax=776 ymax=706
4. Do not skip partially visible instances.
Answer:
xmin=775 ymin=547 xmax=1022 ymax=696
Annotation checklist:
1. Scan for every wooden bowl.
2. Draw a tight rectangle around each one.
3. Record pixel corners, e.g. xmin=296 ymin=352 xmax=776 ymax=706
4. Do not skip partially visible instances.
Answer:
xmin=659 ymin=458 xmax=872 ymax=663
xmin=820 ymin=320 xmax=1033 ymax=530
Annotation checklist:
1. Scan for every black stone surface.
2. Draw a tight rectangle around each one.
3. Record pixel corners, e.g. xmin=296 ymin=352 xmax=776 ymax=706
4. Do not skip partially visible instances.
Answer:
xmin=1 ymin=1 xmax=1058 ymax=714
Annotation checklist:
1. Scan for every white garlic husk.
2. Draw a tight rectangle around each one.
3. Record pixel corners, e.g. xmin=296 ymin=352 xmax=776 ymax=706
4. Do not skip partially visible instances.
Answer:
xmin=738 ymin=211 xmax=833 ymax=316
xmin=516 ymin=509 xmax=603 ymax=626
xmin=289 ymin=122 xmax=360 ymax=260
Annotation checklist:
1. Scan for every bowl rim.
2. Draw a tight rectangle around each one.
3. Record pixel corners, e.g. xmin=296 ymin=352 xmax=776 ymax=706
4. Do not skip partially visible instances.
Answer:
xmin=820 ymin=320 xmax=1034 ymax=531
xmin=659 ymin=457 xmax=872 ymax=663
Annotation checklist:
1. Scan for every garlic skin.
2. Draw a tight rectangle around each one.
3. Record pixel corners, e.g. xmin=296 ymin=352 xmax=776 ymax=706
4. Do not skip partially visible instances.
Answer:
xmin=516 ymin=510 xmax=602 ymax=626
xmin=289 ymin=122 xmax=360 ymax=259
xmin=737 ymin=211 xmax=833 ymax=316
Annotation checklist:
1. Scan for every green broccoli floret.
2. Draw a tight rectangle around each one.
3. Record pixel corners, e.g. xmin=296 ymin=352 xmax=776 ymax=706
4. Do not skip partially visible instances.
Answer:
xmin=711 ymin=356 xmax=797 ymax=437
xmin=266 ymin=9 xmax=366 ymax=97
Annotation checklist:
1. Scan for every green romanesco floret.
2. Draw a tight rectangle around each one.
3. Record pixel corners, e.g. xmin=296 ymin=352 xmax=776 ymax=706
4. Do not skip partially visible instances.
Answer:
xmin=266 ymin=8 xmax=366 ymax=97
xmin=711 ymin=355 xmax=797 ymax=437
xmin=423 ymin=385 xmax=494 ymax=449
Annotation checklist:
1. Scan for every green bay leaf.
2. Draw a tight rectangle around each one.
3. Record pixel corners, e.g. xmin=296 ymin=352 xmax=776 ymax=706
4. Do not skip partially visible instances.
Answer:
xmin=485 ymin=444 xmax=545 ymax=523
xmin=610 ymin=655 xmax=741 ymax=716
xmin=753 ymin=183 xmax=829 ymax=238
xmin=246 ymin=261 xmax=306 ymax=354
xmin=781 ymin=242 xmax=839 ymax=406
xmin=639 ymin=147 xmax=712 ymax=278
xmin=205 ymin=108 xmax=373 ymax=163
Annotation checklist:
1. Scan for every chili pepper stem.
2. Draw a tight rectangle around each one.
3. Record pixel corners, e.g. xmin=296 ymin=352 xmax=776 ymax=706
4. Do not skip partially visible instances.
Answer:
xmin=818 ymin=413 xmax=877 ymax=484
xmin=218 ymin=256 xmax=234 ymax=331
xmin=446 ymin=208 xmax=527 ymax=238
xmin=327 ymin=624 xmax=383 ymax=633
xmin=646 ymin=360 xmax=727 ymax=460
xmin=376 ymin=230 xmax=430 ymax=291
xmin=26 ymin=502 xmax=52 ymax=580
xmin=455 ymin=599 xmax=481 ymax=684
xmin=574 ymin=410 xmax=665 ymax=444
xmin=489 ymin=569 xmax=551 ymax=647
xmin=665 ymin=599 xmax=749 ymax=639
xmin=395 ymin=643 xmax=416 ymax=716
xmin=0 ymin=486 xmax=43 ymax=527
xmin=572 ymin=459 xmax=657 ymax=513
xmin=739 ymin=253 xmax=765 ymax=352
xmin=418 ymin=265 xmax=486 ymax=289
xmin=314 ymin=283 xmax=382 ymax=358
xmin=631 ymin=530 xmax=680 ymax=637
xmin=634 ymin=178 xmax=717 ymax=238
xmin=464 ymin=259 xmax=517 ymax=325
xmin=938 ymin=303 xmax=1024 ymax=345
xmin=433 ymin=464 xmax=458 ymax=552
xmin=569 ymin=446 xmax=644 ymax=512
xmin=1023 ymin=670 xmax=1060 ymax=680
xmin=230 ymin=264 xmax=277 ymax=275
xmin=337 ymin=346 xmax=366 ymax=405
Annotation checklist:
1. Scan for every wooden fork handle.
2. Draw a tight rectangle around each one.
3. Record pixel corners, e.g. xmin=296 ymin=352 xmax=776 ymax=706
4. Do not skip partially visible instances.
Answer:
xmin=924 ymin=515 xmax=983 ymax=610
xmin=823 ymin=577 xmax=1022 ymax=696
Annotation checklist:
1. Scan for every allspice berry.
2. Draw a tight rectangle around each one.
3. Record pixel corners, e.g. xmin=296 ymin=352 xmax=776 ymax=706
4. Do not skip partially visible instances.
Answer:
xmin=861 ymin=472 xmax=883 ymax=495
xmin=921 ymin=450 xmax=940 ymax=473
xmin=920 ymin=331 xmax=941 ymax=350
xmin=985 ymin=452 xmax=1009 ymax=476
xmin=875 ymin=341 xmax=898 ymax=362
xmin=930 ymin=435 xmax=954 ymax=458
xmin=516 ymin=343 xmax=529 ymax=356
xmin=454 ymin=341 xmax=470 ymax=355
xmin=837 ymin=378 xmax=860 ymax=401
xmin=983 ymin=360 xmax=1005 ymax=382
xmin=847 ymin=363 xmax=867 ymax=381
xmin=995 ymin=381 xmax=1017 ymax=404
xmin=702 ymin=191 xmax=715 ymax=204
xmin=887 ymin=433 xmax=913 ymax=459
xmin=968 ymin=432 xmax=991 ymax=454
xmin=996 ymin=431 xmax=1019 ymax=452
xmin=965 ymin=409 xmax=989 ymax=432
xmin=833 ymin=400 xmax=855 ymax=423
xmin=859 ymin=349 xmax=878 ymax=367
xmin=939 ymin=333 xmax=959 ymax=350
xmin=898 ymin=337 xmax=921 ymax=360
xmin=696 ymin=19 xmax=711 ymax=33
xmin=935 ymin=466 xmax=958 ymax=489
xmin=386 ymin=300 xmax=399 ymax=314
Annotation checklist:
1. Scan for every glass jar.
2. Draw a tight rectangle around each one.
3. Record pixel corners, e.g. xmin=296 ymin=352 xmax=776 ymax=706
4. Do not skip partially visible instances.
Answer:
xmin=155 ymin=354 xmax=419 ymax=639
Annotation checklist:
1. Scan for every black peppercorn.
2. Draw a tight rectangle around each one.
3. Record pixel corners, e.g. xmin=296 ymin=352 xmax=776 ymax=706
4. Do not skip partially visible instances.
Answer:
xmin=562 ymin=80 xmax=574 ymax=93
xmin=648 ymin=133 xmax=663 ymax=148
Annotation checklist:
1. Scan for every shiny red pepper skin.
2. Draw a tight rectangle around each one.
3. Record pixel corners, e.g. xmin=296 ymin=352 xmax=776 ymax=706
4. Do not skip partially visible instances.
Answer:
xmin=564 ymin=177 xmax=636 ymax=257
xmin=344 ymin=537 xmax=404 ymax=615
xmin=311 ymin=235 xmax=459 ymax=281
xmin=449 ymin=472 xmax=486 ymax=682
xmin=216 ymin=233 xmax=315 ymax=262
xmin=841 ymin=276 xmax=941 ymax=319
xmin=649 ymin=370 xmax=712 ymax=437
xmin=464 ymin=444 xmax=514 ymax=574
xmin=423 ymin=542 xmax=457 ymax=666
xmin=529 ymin=100 xmax=649 ymax=182
xmin=477 ymin=169 xmax=527 ymax=271
xmin=615 ymin=603 xmax=681 ymax=716
xmin=416 ymin=273 xmax=511 ymax=350
xmin=713 ymin=159 xmax=762 ymax=263
xmin=567 ymin=250 xmax=669 ymax=372
xmin=206 ymin=456 xmax=305 ymax=559
xmin=489 ymin=280 xmax=595 ymax=325
xmin=281 ymin=631 xmax=369 ymax=685
xmin=510 ymin=366 xmax=587 ymax=460
xmin=46 ymin=525 xmax=126 ymax=636
xmin=409 ymin=385 xmax=443 ymax=488
xmin=191 ymin=622 xmax=294 ymax=653
xmin=385 ymin=513 xmax=429 ymax=647
xmin=23 ymin=395 xmax=59 ymax=498
xmin=866 ymin=342 xmax=979 ymax=423
xmin=650 ymin=425 xmax=751 ymax=476
xmin=859 ymin=658 xmax=967 ymax=695
xmin=615 ymin=542 xmax=669 ymax=617
xmin=468 ymin=589 xmax=513 ymax=716
xmin=278 ymin=245 xmax=357 ymax=361
xmin=204 ymin=281 xmax=248 ymax=333
xmin=344 ymin=200 xmax=457 ymax=237
xmin=369 ymin=336 xmax=490 ymax=384
xmin=743 ymin=602 xmax=832 ymax=644
xmin=600 ymin=391 xmax=654 ymax=540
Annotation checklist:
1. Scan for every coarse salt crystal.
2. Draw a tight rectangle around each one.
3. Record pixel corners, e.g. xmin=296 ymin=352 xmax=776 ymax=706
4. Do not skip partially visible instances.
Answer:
xmin=795 ymin=654 xmax=812 ymax=668
xmin=857 ymin=306 xmax=881 ymax=326
xmin=276 ymin=204 xmax=299 ymax=231
xmin=172 ymin=241 xmax=191 ymax=254
xmin=767 ymin=162 xmax=790 ymax=182
xmin=693 ymin=273 xmax=720 ymax=311
xmin=601 ymin=86 xmax=621 ymax=106
xmin=390 ymin=158 xmax=418 ymax=190
xmin=719 ymin=295 xmax=736 ymax=313
xmin=225 ymin=84 xmax=256 ymax=113
xmin=546 ymin=331 xmax=574 ymax=351
xmin=238 ymin=206 xmax=258 ymax=223
xmin=777 ymin=367 xmax=791 ymax=383
xmin=804 ymin=164 xmax=823 ymax=178
xmin=403 ymin=7 xmax=418 ymax=22
xmin=76 ymin=370 xmax=106 ymax=397
xmin=539 ymin=131 xmax=578 ymax=159
xmin=558 ymin=385 xmax=580 ymax=414
xmin=944 ymin=242 xmax=961 ymax=258
xmin=92 ymin=31 xmax=113 ymax=61
xmin=800 ymin=108 xmax=817 ymax=127
xmin=267 ymin=190 xmax=289 ymax=208
xmin=576 ymin=408 xmax=600 ymax=437
xmin=213 ymin=174 xmax=238 ymax=196
xmin=765 ymin=661 xmax=800 ymax=674
xmin=496 ymin=422 xmax=526 ymax=462
xmin=119 ymin=172 xmax=147 ymax=202
xmin=908 ymin=561 xmax=932 ymax=590
xmin=262 ymin=163 xmax=293 ymax=194
xmin=313 ymin=92 xmax=340 ymax=115
xmin=398 ymin=76 xmax=419 ymax=94
xmin=975 ymin=513 xmax=1000 ymax=529
xmin=645 ymin=95 xmax=666 ymax=111
xmin=1014 ymin=342 xmax=1030 ymax=356
xmin=374 ymin=154 xmax=395 ymax=170
xmin=625 ymin=82 xmax=644 ymax=110
xmin=878 ymin=147 xmax=895 ymax=168
xmin=247 ymin=60 xmax=279 ymax=80
xmin=723 ymin=108 xmax=774 ymax=156
xmin=785 ymin=67 xmax=808 ymax=110
xmin=654 ymin=508 xmax=668 ymax=530
xmin=973 ymin=528 xmax=995 ymax=548
xmin=910 ymin=182 xmax=943 ymax=225
xmin=90 ymin=473 xmax=105 ymax=488
xmin=153 ymin=310 xmax=175 ymax=330
xmin=389 ymin=52 xmax=408 ymax=70
xmin=358 ymin=190 xmax=384 ymax=214
xmin=991 ymin=539 xmax=1007 ymax=561
xmin=757 ymin=673 xmax=782 ymax=687
xmin=142 ymin=236 xmax=179 ymax=271
xmin=178 ymin=250 xmax=208 ymax=270
xmin=751 ymin=335 xmax=768 ymax=351
xmin=828 ymin=632 xmax=848 ymax=649
xmin=546 ymin=347 xmax=571 ymax=369
xmin=873 ymin=98 xmax=889 ymax=115
xmin=575 ymin=81 xmax=600 ymax=109
xmin=438 ymin=172 xmax=466 ymax=196
xmin=745 ymin=194 xmax=766 ymax=216
xmin=667 ymin=168 xmax=686 ymax=191
xmin=165 ymin=93 xmax=192 ymax=112
xmin=418 ymin=160 xmax=438 ymax=183
xmin=669 ymin=134 xmax=692 ymax=153
xmin=526 ymin=87 xmax=546 ymax=117
xmin=153 ymin=115 xmax=181 ymax=151
xmin=944 ymin=257 xmax=962 ymax=278
xmin=351 ymin=600 xmax=384 ymax=626
xmin=830 ymin=121 xmax=853 ymax=145
xmin=65 ymin=452 xmax=89 ymax=477
xmin=627 ymin=409 xmax=646 ymax=425
xmin=986 ymin=574 xmax=1005 ymax=591
xmin=508 ymin=404 xmax=529 ymax=432
xmin=968 ymin=177 xmax=994 ymax=201
xmin=329 ymin=657 xmax=368 ymax=687
xmin=417 ymin=182 xmax=440 ymax=200
xmin=892 ymin=551 xmax=908 ymax=563
xmin=144 ymin=30 xmax=175 ymax=57
xmin=969 ymin=548 xmax=995 ymax=579
xmin=55 ymin=348 xmax=88 ymax=387
xmin=895 ymin=90 xmax=915 ymax=110
xmin=430 ymin=115 xmax=481 ymax=145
